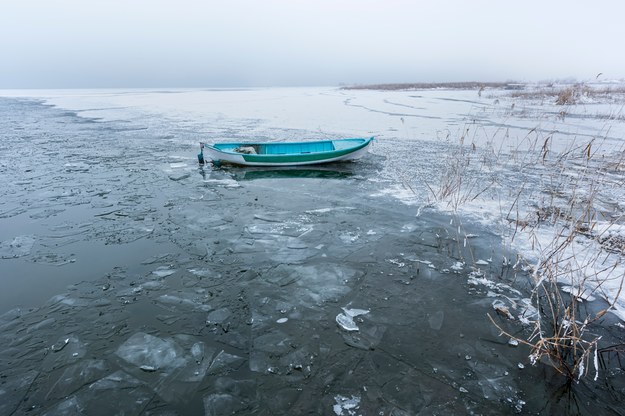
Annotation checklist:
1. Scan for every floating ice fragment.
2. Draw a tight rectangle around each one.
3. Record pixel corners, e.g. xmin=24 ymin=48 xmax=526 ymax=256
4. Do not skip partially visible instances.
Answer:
xmin=202 ymin=178 xmax=241 ymax=188
xmin=336 ymin=308 xmax=369 ymax=332
xmin=508 ymin=338 xmax=519 ymax=347
xmin=191 ymin=342 xmax=205 ymax=363
xmin=388 ymin=259 xmax=405 ymax=267
xmin=287 ymin=238 xmax=308 ymax=249
xmin=152 ymin=267 xmax=175 ymax=278
xmin=333 ymin=395 xmax=361 ymax=416
xmin=51 ymin=338 xmax=70 ymax=352
xmin=450 ymin=261 xmax=464 ymax=271
xmin=208 ymin=350 xmax=244 ymax=374
xmin=188 ymin=268 xmax=212 ymax=277
xmin=343 ymin=308 xmax=369 ymax=317
xmin=339 ymin=232 xmax=360 ymax=244
xmin=206 ymin=308 xmax=231 ymax=325
xmin=157 ymin=293 xmax=211 ymax=311
xmin=276 ymin=317 xmax=288 ymax=324
xmin=44 ymin=335 xmax=86 ymax=370
xmin=116 ymin=332 xmax=187 ymax=371
xmin=0 ymin=235 xmax=36 ymax=258
xmin=169 ymin=162 xmax=188 ymax=169
xmin=475 ymin=259 xmax=490 ymax=266
xmin=336 ymin=313 xmax=358 ymax=331
xmin=169 ymin=173 xmax=190 ymax=181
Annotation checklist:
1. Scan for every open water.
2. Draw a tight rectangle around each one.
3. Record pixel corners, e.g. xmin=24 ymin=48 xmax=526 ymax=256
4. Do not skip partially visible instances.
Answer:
xmin=1 ymin=90 xmax=624 ymax=415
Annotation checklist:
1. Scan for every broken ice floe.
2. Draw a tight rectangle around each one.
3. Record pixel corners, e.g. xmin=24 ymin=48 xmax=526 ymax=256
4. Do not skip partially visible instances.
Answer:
xmin=152 ymin=266 xmax=176 ymax=277
xmin=116 ymin=332 xmax=188 ymax=372
xmin=388 ymin=258 xmax=405 ymax=267
xmin=336 ymin=308 xmax=370 ymax=332
xmin=0 ymin=235 xmax=36 ymax=258
xmin=168 ymin=172 xmax=191 ymax=181
xmin=45 ymin=359 xmax=110 ymax=400
xmin=467 ymin=272 xmax=522 ymax=296
xmin=339 ymin=232 xmax=360 ymax=244
xmin=42 ymin=370 xmax=153 ymax=415
xmin=156 ymin=292 xmax=211 ymax=312
xmin=202 ymin=178 xmax=241 ymax=188
xmin=333 ymin=394 xmax=361 ymax=416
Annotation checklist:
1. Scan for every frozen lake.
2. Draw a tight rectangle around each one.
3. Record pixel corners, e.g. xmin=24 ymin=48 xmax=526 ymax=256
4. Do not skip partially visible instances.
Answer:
xmin=1 ymin=87 xmax=624 ymax=414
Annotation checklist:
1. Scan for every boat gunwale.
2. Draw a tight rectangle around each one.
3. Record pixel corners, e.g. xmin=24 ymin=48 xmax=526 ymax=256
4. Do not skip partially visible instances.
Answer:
xmin=201 ymin=137 xmax=373 ymax=156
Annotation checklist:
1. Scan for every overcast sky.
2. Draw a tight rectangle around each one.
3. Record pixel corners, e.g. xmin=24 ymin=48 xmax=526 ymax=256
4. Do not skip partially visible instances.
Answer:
xmin=1 ymin=0 xmax=624 ymax=88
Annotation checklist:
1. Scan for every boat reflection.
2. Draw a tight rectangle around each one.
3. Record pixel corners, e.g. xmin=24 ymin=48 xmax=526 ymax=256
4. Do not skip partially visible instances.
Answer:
xmin=228 ymin=164 xmax=355 ymax=181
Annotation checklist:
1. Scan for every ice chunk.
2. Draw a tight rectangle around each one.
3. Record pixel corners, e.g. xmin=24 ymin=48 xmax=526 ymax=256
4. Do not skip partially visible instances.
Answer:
xmin=191 ymin=342 xmax=205 ymax=363
xmin=206 ymin=307 xmax=232 ymax=325
xmin=168 ymin=173 xmax=190 ymax=181
xmin=333 ymin=395 xmax=361 ymax=416
xmin=208 ymin=350 xmax=245 ymax=374
xmin=339 ymin=232 xmax=360 ymax=244
xmin=0 ymin=235 xmax=36 ymax=258
xmin=152 ymin=267 xmax=176 ymax=278
xmin=46 ymin=359 xmax=109 ymax=400
xmin=336 ymin=314 xmax=359 ymax=331
xmin=156 ymin=293 xmax=211 ymax=312
xmin=74 ymin=371 xmax=152 ymax=414
xmin=116 ymin=332 xmax=188 ymax=371
xmin=336 ymin=308 xmax=369 ymax=332
xmin=450 ymin=261 xmax=464 ymax=271
xmin=43 ymin=335 xmax=86 ymax=370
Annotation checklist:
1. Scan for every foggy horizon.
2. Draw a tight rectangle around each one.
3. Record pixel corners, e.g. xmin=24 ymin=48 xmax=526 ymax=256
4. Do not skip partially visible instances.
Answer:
xmin=2 ymin=0 xmax=625 ymax=89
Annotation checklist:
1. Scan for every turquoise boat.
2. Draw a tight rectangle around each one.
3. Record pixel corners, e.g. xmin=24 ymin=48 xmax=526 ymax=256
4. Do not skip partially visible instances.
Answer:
xmin=199 ymin=137 xmax=374 ymax=167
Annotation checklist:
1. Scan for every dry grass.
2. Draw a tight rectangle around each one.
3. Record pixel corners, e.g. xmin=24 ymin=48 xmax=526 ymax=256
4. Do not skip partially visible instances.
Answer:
xmin=428 ymin=122 xmax=625 ymax=382
xmin=342 ymin=82 xmax=517 ymax=91
xmin=508 ymin=84 xmax=625 ymax=105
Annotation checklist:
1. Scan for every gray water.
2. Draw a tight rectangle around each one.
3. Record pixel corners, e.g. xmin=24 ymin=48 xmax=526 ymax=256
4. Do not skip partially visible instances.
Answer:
xmin=1 ymin=97 xmax=624 ymax=415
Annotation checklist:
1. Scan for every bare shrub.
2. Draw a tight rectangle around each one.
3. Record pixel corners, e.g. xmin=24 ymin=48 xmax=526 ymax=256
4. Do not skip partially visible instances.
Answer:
xmin=556 ymin=87 xmax=577 ymax=105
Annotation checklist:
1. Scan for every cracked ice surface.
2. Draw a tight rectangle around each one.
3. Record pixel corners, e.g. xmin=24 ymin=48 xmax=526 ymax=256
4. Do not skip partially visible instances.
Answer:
xmin=1 ymin=89 xmax=624 ymax=415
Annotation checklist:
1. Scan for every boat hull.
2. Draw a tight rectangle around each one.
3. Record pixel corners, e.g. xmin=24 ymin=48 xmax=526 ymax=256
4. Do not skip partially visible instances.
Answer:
xmin=201 ymin=137 xmax=373 ymax=167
